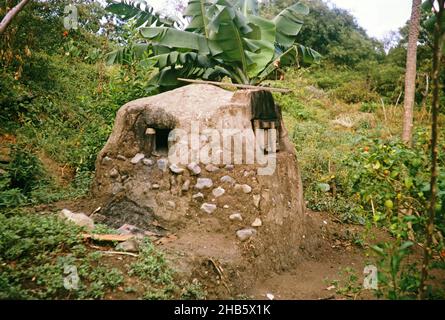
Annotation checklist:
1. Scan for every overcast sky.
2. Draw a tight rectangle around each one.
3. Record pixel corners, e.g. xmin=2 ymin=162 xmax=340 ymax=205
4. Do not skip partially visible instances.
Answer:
xmin=147 ymin=0 xmax=413 ymax=40
xmin=327 ymin=0 xmax=412 ymax=39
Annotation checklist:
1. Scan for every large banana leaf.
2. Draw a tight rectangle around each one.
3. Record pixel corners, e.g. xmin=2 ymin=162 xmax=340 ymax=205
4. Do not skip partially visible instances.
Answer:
xmin=140 ymin=27 xmax=210 ymax=54
xmin=206 ymin=1 xmax=278 ymax=82
xmin=106 ymin=0 xmax=175 ymax=27
xmin=150 ymin=51 xmax=212 ymax=69
xmin=245 ymin=15 xmax=276 ymax=78
xmin=273 ymin=2 xmax=309 ymax=48
xmin=207 ymin=4 xmax=253 ymax=76
xmin=184 ymin=0 xmax=213 ymax=36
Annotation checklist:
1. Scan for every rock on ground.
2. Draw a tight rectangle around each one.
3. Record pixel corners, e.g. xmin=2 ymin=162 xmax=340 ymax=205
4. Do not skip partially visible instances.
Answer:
xmin=169 ymin=164 xmax=184 ymax=174
xmin=229 ymin=213 xmax=243 ymax=221
xmin=187 ymin=162 xmax=201 ymax=175
xmin=157 ymin=158 xmax=169 ymax=171
xmin=252 ymin=218 xmax=262 ymax=227
xmin=235 ymin=184 xmax=252 ymax=194
xmin=201 ymin=203 xmax=217 ymax=214
xmin=195 ymin=178 xmax=213 ymax=190
xmin=236 ymin=228 xmax=257 ymax=242
xmin=60 ymin=209 xmax=95 ymax=231
xmin=212 ymin=187 xmax=225 ymax=198
xmin=220 ymin=175 xmax=236 ymax=185
xmin=130 ymin=153 xmax=145 ymax=164
xmin=115 ymin=239 xmax=139 ymax=252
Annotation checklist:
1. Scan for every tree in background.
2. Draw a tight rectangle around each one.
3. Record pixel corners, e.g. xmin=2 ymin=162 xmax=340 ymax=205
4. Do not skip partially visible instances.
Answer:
xmin=261 ymin=0 xmax=384 ymax=67
xmin=419 ymin=0 xmax=445 ymax=300
xmin=402 ymin=0 xmax=422 ymax=145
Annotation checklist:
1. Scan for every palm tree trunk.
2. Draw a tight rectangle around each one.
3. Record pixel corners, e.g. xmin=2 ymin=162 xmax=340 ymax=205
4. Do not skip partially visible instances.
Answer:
xmin=402 ymin=0 xmax=422 ymax=145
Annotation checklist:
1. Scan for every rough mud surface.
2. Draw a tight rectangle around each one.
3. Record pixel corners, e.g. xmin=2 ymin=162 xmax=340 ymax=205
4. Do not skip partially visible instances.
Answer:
xmin=89 ymin=84 xmax=313 ymax=281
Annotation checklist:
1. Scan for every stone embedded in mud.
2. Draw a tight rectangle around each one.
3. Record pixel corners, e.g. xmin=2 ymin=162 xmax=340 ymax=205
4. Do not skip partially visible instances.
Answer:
xmin=187 ymin=162 xmax=201 ymax=175
xmin=167 ymin=200 xmax=176 ymax=210
xmin=212 ymin=187 xmax=225 ymax=198
xmin=236 ymin=228 xmax=257 ymax=242
xmin=102 ymin=156 xmax=112 ymax=164
xmin=201 ymin=203 xmax=217 ymax=214
xmin=235 ymin=184 xmax=252 ymax=194
xmin=253 ymin=194 xmax=261 ymax=208
xmin=243 ymin=170 xmax=254 ymax=177
xmin=60 ymin=209 xmax=95 ymax=231
xmin=229 ymin=213 xmax=243 ymax=221
xmin=182 ymin=179 xmax=191 ymax=192
xmin=225 ymin=164 xmax=234 ymax=171
xmin=157 ymin=158 xmax=169 ymax=172
xmin=205 ymin=164 xmax=220 ymax=173
xmin=192 ymin=192 xmax=204 ymax=201
xmin=252 ymin=218 xmax=262 ymax=227
xmin=111 ymin=183 xmax=124 ymax=195
xmin=152 ymin=183 xmax=160 ymax=190
xmin=117 ymin=155 xmax=127 ymax=161
xmin=169 ymin=164 xmax=184 ymax=174
xmin=115 ymin=239 xmax=139 ymax=253
xmin=109 ymin=168 xmax=119 ymax=179
xmin=131 ymin=153 xmax=145 ymax=164
xmin=195 ymin=178 xmax=213 ymax=190
xmin=142 ymin=158 xmax=154 ymax=166
xmin=220 ymin=175 xmax=236 ymax=185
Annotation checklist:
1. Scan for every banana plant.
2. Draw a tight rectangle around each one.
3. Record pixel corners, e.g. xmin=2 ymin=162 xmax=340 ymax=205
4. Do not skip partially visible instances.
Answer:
xmin=106 ymin=0 xmax=321 ymax=91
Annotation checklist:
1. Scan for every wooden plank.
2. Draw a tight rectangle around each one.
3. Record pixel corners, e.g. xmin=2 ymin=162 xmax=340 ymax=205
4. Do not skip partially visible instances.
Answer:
xmin=82 ymin=233 xmax=135 ymax=242
xmin=177 ymin=78 xmax=291 ymax=93
xmin=82 ymin=230 xmax=162 ymax=242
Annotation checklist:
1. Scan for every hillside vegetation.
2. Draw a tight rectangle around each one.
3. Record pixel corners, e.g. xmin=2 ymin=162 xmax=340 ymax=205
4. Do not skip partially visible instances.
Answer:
xmin=0 ymin=0 xmax=444 ymax=299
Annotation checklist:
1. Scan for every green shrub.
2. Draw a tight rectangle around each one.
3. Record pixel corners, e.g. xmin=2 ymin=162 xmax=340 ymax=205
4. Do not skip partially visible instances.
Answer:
xmin=7 ymin=146 xmax=46 ymax=193
xmin=332 ymin=80 xmax=380 ymax=104
xmin=345 ymin=130 xmax=444 ymax=238
xmin=360 ymin=102 xmax=381 ymax=113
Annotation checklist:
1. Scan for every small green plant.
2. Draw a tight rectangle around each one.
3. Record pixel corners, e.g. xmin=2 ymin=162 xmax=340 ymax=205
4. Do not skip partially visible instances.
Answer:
xmin=325 ymin=267 xmax=362 ymax=299
xmin=371 ymin=240 xmax=418 ymax=300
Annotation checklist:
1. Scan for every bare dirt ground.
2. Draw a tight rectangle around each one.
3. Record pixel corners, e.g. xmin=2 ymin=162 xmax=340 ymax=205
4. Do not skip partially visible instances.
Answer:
xmin=159 ymin=210 xmax=383 ymax=300
xmin=35 ymin=198 xmax=445 ymax=300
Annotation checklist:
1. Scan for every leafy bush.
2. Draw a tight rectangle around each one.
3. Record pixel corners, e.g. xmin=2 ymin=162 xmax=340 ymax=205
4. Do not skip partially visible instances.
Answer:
xmin=360 ymin=102 xmax=381 ymax=113
xmin=0 ymin=147 xmax=46 ymax=208
xmin=7 ymin=146 xmax=46 ymax=193
xmin=332 ymin=80 xmax=380 ymax=104
xmin=345 ymin=130 xmax=444 ymax=238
